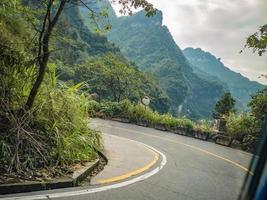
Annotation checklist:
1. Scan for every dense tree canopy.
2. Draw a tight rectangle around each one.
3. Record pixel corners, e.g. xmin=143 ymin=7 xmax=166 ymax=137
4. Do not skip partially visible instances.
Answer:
xmin=58 ymin=54 xmax=170 ymax=113
xmin=77 ymin=55 xmax=142 ymax=102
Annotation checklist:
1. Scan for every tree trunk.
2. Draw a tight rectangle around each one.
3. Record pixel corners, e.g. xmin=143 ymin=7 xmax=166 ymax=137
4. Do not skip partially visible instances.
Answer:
xmin=25 ymin=33 xmax=50 ymax=109
xmin=25 ymin=0 xmax=66 ymax=109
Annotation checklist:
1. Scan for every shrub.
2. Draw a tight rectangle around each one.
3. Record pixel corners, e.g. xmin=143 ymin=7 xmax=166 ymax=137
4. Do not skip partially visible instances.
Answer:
xmin=88 ymin=100 xmax=101 ymax=117
xmin=128 ymin=104 xmax=155 ymax=124
xmin=194 ymin=120 xmax=213 ymax=133
xmin=156 ymin=114 xmax=193 ymax=130
xmin=226 ymin=113 xmax=259 ymax=137
xmin=177 ymin=118 xmax=194 ymax=130
xmin=89 ymin=100 xmax=133 ymax=119
xmin=159 ymin=114 xmax=177 ymax=127
xmin=89 ymin=100 xmax=194 ymax=131
xmin=226 ymin=112 xmax=261 ymax=151
xmin=0 ymin=65 xmax=101 ymax=174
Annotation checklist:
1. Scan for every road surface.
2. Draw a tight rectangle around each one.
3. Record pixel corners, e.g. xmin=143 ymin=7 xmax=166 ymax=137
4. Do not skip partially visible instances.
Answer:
xmin=1 ymin=119 xmax=252 ymax=200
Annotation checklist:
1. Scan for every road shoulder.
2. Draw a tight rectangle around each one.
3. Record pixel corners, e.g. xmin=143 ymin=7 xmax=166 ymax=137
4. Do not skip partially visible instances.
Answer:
xmin=91 ymin=133 xmax=159 ymax=185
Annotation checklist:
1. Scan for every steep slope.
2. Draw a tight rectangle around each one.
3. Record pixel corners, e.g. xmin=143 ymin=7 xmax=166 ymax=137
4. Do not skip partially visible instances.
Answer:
xmin=105 ymin=10 xmax=225 ymax=119
xmin=79 ymin=0 xmax=117 ymax=31
xmin=53 ymin=6 xmax=170 ymax=113
xmin=52 ymin=5 xmax=120 ymax=65
xmin=183 ymin=48 xmax=265 ymax=110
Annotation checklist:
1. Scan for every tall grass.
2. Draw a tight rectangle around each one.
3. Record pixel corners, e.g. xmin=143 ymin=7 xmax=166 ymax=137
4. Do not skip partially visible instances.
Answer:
xmin=88 ymin=100 xmax=194 ymax=130
xmin=193 ymin=120 xmax=213 ymax=133
xmin=0 ymin=64 xmax=101 ymax=174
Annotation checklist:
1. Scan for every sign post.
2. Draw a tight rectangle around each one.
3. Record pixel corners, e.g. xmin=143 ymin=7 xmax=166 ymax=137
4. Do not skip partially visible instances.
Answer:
xmin=141 ymin=96 xmax=150 ymax=108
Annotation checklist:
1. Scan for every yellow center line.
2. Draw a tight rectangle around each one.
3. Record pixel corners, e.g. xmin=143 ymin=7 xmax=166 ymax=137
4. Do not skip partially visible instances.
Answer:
xmin=101 ymin=124 xmax=254 ymax=176
xmin=99 ymin=149 xmax=159 ymax=184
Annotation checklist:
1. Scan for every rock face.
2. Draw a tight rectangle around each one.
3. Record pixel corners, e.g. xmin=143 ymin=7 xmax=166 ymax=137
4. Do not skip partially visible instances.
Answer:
xmin=53 ymin=6 xmax=120 ymax=65
xmin=183 ymin=47 xmax=265 ymax=110
xmin=105 ymin=10 xmax=225 ymax=119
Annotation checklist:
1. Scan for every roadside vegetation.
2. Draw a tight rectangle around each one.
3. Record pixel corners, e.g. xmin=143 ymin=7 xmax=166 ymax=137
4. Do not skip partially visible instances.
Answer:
xmin=0 ymin=65 xmax=101 ymax=180
xmin=0 ymin=5 xmax=101 ymax=176
xmin=0 ymin=0 xmax=155 ymax=183
xmin=88 ymin=99 xmax=222 ymax=135
xmin=87 ymin=89 xmax=266 ymax=152
xmin=225 ymin=89 xmax=266 ymax=151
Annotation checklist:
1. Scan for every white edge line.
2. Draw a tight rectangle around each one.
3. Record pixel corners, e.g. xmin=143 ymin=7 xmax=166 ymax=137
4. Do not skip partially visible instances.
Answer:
xmin=1 ymin=141 xmax=167 ymax=200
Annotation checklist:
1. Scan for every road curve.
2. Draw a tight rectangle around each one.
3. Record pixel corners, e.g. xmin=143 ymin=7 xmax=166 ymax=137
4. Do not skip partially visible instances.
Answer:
xmin=89 ymin=119 xmax=252 ymax=200
xmin=2 ymin=119 xmax=252 ymax=200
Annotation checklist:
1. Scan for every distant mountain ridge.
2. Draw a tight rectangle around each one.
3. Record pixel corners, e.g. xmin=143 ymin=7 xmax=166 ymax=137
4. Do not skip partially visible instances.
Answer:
xmin=183 ymin=48 xmax=265 ymax=110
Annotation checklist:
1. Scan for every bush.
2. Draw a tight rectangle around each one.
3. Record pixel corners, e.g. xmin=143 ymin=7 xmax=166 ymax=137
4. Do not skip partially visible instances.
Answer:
xmin=89 ymin=100 xmax=194 ymax=130
xmin=88 ymin=100 xmax=133 ymax=119
xmin=128 ymin=104 xmax=155 ymax=124
xmin=159 ymin=114 xmax=177 ymax=127
xmin=226 ymin=112 xmax=261 ymax=151
xmin=88 ymin=100 xmax=102 ymax=117
xmin=194 ymin=120 xmax=213 ymax=133
xmin=176 ymin=118 xmax=194 ymax=130
xmin=226 ymin=113 xmax=259 ymax=137
xmin=0 ymin=65 xmax=101 ymax=174
xmin=157 ymin=114 xmax=193 ymax=130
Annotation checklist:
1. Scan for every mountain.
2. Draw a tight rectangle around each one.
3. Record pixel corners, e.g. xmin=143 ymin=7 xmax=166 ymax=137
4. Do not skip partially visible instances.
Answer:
xmin=94 ymin=9 xmax=226 ymax=119
xmin=183 ymin=48 xmax=265 ymax=110
xmin=52 ymin=5 xmax=171 ymax=113
xmin=52 ymin=5 xmax=120 ymax=66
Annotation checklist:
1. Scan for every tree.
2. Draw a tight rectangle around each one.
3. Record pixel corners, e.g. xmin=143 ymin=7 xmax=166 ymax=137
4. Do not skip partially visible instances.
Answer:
xmin=243 ymin=24 xmax=267 ymax=80
xmin=76 ymin=55 xmax=142 ymax=102
xmin=214 ymin=92 xmax=236 ymax=117
xmin=248 ymin=88 xmax=267 ymax=123
xmin=24 ymin=0 xmax=156 ymax=110
xmin=244 ymin=24 xmax=267 ymax=56
xmin=104 ymin=56 xmax=141 ymax=102
xmin=25 ymin=0 xmax=67 ymax=109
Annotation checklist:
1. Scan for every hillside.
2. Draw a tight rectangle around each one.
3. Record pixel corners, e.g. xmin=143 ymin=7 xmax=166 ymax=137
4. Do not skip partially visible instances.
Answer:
xmin=52 ymin=5 xmax=120 ymax=65
xmin=183 ymin=48 xmax=265 ymax=110
xmin=102 ymin=9 xmax=225 ymax=119
xmin=54 ymin=6 xmax=170 ymax=113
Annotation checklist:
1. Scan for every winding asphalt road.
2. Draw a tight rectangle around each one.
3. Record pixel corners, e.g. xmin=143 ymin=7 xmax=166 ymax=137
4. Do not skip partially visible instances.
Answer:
xmin=2 ymin=119 xmax=252 ymax=200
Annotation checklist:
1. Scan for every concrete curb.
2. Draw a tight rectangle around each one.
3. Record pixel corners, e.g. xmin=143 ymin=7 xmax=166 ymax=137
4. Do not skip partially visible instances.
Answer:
xmin=98 ymin=150 xmax=108 ymax=164
xmin=0 ymin=159 xmax=100 ymax=195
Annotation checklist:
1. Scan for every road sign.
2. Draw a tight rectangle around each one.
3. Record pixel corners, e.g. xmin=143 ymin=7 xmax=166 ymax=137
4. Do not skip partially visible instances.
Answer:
xmin=141 ymin=96 xmax=150 ymax=106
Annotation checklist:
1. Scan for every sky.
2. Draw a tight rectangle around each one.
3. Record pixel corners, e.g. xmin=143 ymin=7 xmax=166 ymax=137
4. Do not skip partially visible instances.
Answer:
xmin=113 ymin=0 xmax=267 ymax=85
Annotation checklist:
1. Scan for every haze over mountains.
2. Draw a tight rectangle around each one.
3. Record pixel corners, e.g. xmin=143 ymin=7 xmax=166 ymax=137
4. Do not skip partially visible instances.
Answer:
xmin=183 ymin=48 xmax=264 ymax=110
xmin=78 ymin=0 xmax=264 ymax=119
